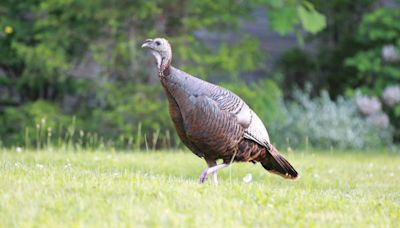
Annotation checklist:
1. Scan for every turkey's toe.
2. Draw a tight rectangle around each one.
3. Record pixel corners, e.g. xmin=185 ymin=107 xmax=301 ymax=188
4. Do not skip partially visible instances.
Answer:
xmin=199 ymin=169 xmax=209 ymax=183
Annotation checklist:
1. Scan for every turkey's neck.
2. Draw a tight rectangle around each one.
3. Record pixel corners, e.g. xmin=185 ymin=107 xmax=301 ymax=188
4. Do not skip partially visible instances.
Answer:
xmin=159 ymin=57 xmax=171 ymax=77
xmin=161 ymin=64 xmax=171 ymax=77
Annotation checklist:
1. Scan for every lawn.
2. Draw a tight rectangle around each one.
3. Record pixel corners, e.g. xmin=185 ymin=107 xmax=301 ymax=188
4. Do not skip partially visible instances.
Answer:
xmin=1 ymin=149 xmax=399 ymax=227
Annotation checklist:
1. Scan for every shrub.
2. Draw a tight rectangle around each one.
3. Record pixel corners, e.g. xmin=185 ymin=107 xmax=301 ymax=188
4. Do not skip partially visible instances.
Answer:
xmin=0 ymin=100 xmax=72 ymax=147
xmin=272 ymin=89 xmax=393 ymax=149
xmin=87 ymin=82 xmax=177 ymax=149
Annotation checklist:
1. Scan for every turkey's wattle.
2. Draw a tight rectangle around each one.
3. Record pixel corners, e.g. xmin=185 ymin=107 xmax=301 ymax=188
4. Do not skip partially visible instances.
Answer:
xmin=142 ymin=37 xmax=298 ymax=184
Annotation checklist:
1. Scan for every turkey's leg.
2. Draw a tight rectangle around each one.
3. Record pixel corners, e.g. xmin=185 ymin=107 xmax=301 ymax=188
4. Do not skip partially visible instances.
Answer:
xmin=206 ymin=160 xmax=219 ymax=185
xmin=199 ymin=162 xmax=229 ymax=184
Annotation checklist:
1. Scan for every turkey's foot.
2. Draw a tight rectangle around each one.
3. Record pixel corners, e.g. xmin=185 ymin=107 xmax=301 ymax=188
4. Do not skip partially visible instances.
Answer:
xmin=199 ymin=169 xmax=209 ymax=183
xmin=198 ymin=163 xmax=229 ymax=184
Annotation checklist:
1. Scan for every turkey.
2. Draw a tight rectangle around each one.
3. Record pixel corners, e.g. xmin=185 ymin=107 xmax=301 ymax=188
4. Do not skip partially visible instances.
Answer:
xmin=142 ymin=37 xmax=298 ymax=184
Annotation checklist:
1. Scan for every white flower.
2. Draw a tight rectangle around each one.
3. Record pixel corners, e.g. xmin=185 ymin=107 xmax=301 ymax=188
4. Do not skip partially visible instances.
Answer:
xmin=243 ymin=173 xmax=253 ymax=183
xmin=36 ymin=164 xmax=44 ymax=169
xmin=382 ymin=86 xmax=400 ymax=107
xmin=16 ymin=147 xmax=23 ymax=153
xmin=356 ymin=96 xmax=382 ymax=116
xmin=366 ymin=113 xmax=390 ymax=128
xmin=382 ymin=44 xmax=400 ymax=63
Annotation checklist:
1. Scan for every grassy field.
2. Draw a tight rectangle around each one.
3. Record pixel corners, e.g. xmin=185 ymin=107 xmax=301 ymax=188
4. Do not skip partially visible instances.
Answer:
xmin=1 ymin=149 xmax=399 ymax=227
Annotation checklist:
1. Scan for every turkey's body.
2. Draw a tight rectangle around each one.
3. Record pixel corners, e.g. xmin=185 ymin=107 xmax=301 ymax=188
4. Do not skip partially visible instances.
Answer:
xmin=160 ymin=66 xmax=298 ymax=179
xmin=142 ymin=37 xmax=297 ymax=183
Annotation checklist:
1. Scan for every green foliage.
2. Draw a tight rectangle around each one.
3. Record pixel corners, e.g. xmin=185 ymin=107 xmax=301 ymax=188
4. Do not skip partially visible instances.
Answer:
xmin=358 ymin=7 xmax=400 ymax=42
xmin=0 ymin=101 xmax=71 ymax=146
xmin=395 ymin=104 xmax=400 ymax=117
xmin=277 ymin=48 xmax=316 ymax=96
xmin=272 ymin=89 xmax=393 ymax=149
xmin=297 ymin=2 xmax=326 ymax=34
xmin=0 ymin=0 xmax=328 ymax=149
xmin=345 ymin=7 xmax=400 ymax=90
xmin=183 ymin=0 xmax=254 ymax=29
xmin=88 ymin=83 xmax=173 ymax=145
xmin=277 ymin=0 xmax=376 ymax=98
xmin=267 ymin=0 xmax=326 ymax=37
xmin=277 ymin=0 xmax=399 ymax=144
xmin=268 ymin=6 xmax=299 ymax=35
xmin=344 ymin=6 xmax=400 ymax=142
xmin=176 ymin=37 xmax=264 ymax=79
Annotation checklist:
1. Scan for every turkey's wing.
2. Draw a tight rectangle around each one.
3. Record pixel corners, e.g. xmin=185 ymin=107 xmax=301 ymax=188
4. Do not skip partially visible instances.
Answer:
xmin=181 ymin=95 xmax=244 ymax=156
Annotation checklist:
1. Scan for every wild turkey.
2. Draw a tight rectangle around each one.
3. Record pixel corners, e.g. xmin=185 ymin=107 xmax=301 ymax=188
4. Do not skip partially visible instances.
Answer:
xmin=142 ymin=38 xmax=298 ymax=184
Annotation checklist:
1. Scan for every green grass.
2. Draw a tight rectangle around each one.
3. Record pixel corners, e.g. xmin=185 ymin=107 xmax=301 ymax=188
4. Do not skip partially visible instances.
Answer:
xmin=1 ymin=149 xmax=399 ymax=227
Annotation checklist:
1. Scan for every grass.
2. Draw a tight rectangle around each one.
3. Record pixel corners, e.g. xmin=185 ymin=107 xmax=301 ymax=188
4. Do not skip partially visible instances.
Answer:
xmin=1 ymin=149 xmax=399 ymax=227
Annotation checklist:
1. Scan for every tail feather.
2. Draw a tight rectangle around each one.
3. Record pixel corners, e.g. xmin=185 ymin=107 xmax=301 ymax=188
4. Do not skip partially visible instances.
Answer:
xmin=261 ymin=144 xmax=299 ymax=180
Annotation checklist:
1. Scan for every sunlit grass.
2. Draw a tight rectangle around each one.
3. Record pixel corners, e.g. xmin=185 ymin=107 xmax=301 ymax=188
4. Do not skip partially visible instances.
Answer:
xmin=0 ymin=149 xmax=399 ymax=227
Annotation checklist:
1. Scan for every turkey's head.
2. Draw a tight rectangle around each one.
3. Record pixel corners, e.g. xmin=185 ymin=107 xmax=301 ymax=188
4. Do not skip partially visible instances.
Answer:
xmin=142 ymin=38 xmax=172 ymax=72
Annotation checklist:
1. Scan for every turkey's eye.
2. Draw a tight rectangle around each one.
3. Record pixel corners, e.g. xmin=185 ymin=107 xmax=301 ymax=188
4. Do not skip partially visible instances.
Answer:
xmin=155 ymin=41 xmax=161 ymax=46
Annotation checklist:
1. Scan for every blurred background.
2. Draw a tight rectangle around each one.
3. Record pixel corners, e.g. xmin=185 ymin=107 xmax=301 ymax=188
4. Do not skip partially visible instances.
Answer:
xmin=0 ymin=0 xmax=399 ymax=151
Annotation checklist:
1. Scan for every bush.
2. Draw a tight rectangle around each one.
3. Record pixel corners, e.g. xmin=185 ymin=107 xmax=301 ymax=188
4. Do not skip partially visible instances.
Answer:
xmin=87 ymin=82 xmax=177 ymax=149
xmin=0 ymin=100 xmax=72 ymax=147
xmin=272 ymin=89 xmax=393 ymax=149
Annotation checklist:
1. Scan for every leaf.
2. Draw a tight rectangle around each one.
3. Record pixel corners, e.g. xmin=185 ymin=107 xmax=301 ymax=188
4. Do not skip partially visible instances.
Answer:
xmin=268 ymin=7 xmax=298 ymax=35
xmin=268 ymin=0 xmax=284 ymax=8
xmin=298 ymin=2 xmax=326 ymax=34
xmin=394 ymin=104 xmax=400 ymax=117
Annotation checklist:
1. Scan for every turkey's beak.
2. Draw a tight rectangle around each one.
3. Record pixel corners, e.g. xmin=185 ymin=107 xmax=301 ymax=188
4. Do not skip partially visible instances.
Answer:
xmin=141 ymin=39 xmax=153 ymax=48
